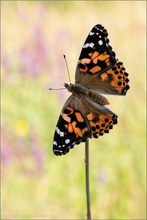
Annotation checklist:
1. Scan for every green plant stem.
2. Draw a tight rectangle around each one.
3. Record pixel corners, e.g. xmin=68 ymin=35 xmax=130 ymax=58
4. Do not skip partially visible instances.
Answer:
xmin=85 ymin=140 xmax=91 ymax=220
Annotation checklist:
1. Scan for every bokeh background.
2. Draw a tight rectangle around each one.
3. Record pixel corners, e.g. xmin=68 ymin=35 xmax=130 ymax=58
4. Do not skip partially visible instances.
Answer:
xmin=1 ymin=1 xmax=146 ymax=219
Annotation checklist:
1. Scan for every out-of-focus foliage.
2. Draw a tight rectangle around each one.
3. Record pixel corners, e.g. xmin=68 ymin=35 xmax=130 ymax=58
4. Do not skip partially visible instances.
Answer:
xmin=1 ymin=1 xmax=146 ymax=219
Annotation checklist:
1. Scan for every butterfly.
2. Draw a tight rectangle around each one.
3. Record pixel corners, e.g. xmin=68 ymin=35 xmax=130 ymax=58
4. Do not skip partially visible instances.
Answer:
xmin=53 ymin=24 xmax=130 ymax=156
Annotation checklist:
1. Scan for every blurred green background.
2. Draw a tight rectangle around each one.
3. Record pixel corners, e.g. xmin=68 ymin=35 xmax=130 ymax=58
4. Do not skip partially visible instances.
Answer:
xmin=1 ymin=1 xmax=146 ymax=219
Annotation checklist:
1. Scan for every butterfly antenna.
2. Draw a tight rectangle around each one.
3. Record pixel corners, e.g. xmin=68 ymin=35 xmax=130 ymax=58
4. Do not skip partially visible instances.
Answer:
xmin=49 ymin=87 xmax=66 ymax=90
xmin=63 ymin=54 xmax=71 ymax=84
xmin=49 ymin=55 xmax=71 ymax=90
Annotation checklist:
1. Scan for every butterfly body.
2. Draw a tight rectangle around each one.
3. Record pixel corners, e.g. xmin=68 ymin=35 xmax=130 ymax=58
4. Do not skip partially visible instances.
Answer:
xmin=64 ymin=83 xmax=109 ymax=105
xmin=53 ymin=24 xmax=130 ymax=156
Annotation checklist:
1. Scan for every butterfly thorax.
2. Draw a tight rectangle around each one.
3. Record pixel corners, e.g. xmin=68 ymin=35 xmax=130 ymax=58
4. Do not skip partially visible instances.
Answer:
xmin=64 ymin=83 xmax=109 ymax=105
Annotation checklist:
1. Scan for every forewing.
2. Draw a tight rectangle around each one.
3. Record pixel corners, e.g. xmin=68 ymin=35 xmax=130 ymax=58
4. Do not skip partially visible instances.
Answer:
xmin=53 ymin=96 xmax=92 ymax=156
xmin=75 ymin=24 xmax=130 ymax=95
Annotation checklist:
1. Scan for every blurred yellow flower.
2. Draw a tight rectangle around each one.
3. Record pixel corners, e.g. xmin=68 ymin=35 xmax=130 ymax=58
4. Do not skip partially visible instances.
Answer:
xmin=14 ymin=119 xmax=29 ymax=136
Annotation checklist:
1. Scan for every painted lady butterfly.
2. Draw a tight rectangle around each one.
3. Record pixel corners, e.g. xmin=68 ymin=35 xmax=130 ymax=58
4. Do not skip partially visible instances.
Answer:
xmin=53 ymin=24 xmax=130 ymax=156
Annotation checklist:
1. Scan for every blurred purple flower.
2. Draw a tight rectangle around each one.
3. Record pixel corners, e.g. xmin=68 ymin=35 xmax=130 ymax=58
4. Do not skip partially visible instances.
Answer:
xmin=1 ymin=128 xmax=12 ymax=165
xmin=1 ymin=124 xmax=45 ymax=176
xmin=96 ymin=170 xmax=107 ymax=184
xmin=1 ymin=53 xmax=11 ymax=78
xmin=19 ymin=25 xmax=50 ymax=77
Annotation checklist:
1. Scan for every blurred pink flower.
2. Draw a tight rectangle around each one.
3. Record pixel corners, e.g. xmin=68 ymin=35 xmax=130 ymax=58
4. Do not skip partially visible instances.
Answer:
xmin=1 ymin=128 xmax=13 ymax=165
xmin=19 ymin=25 xmax=50 ymax=77
xmin=96 ymin=170 xmax=107 ymax=184
xmin=1 ymin=124 xmax=45 ymax=176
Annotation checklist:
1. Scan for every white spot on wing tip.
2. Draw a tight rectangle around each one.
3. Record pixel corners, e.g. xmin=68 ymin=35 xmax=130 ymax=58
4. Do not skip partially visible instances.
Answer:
xmin=56 ymin=127 xmax=64 ymax=137
xmin=89 ymin=31 xmax=94 ymax=36
xmin=53 ymin=141 xmax=57 ymax=146
xmin=60 ymin=131 xmax=64 ymax=137
xmin=65 ymin=139 xmax=70 ymax=144
xmin=83 ymin=42 xmax=94 ymax=48
xmin=98 ymin=40 xmax=103 ymax=45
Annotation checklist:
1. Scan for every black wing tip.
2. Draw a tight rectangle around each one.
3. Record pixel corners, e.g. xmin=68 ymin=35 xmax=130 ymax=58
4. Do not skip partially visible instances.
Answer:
xmin=53 ymin=143 xmax=74 ymax=156
xmin=121 ymin=85 xmax=130 ymax=95
xmin=53 ymin=136 xmax=91 ymax=156
xmin=53 ymin=149 xmax=69 ymax=156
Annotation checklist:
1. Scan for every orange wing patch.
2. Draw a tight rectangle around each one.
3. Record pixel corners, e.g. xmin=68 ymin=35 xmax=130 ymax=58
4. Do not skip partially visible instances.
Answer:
xmin=63 ymin=108 xmax=88 ymax=138
xmin=106 ymin=60 xmax=129 ymax=94
xmin=100 ymin=72 xmax=109 ymax=81
xmin=75 ymin=112 xmax=84 ymax=122
xmin=90 ymin=66 xmax=101 ymax=74
xmin=87 ymin=113 xmax=117 ymax=138
xmin=62 ymin=107 xmax=73 ymax=122
xmin=79 ymin=50 xmax=111 ymax=74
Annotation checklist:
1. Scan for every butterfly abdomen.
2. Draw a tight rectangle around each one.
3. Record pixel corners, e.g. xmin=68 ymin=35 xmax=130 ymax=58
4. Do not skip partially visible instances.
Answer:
xmin=88 ymin=91 xmax=109 ymax=105
xmin=64 ymin=83 xmax=109 ymax=105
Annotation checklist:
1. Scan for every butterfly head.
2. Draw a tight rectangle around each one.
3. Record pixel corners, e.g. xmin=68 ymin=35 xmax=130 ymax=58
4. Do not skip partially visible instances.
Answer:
xmin=64 ymin=83 xmax=74 ymax=93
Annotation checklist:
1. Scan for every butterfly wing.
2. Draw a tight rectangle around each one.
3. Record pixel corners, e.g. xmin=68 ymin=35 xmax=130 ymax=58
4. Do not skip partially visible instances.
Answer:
xmin=75 ymin=24 xmax=130 ymax=95
xmin=53 ymin=95 xmax=92 ymax=156
xmin=53 ymin=95 xmax=117 ymax=156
